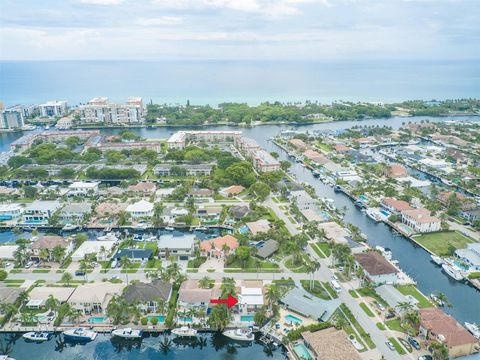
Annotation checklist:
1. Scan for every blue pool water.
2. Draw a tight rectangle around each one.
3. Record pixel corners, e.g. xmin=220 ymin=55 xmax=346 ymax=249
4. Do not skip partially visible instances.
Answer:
xmin=239 ymin=226 xmax=249 ymax=235
xmin=284 ymin=314 xmax=303 ymax=325
xmin=380 ymin=209 xmax=390 ymax=217
xmin=241 ymin=315 xmax=255 ymax=322
xmin=147 ymin=315 xmax=166 ymax=323
xmin=292 ymin=344 xmax=313 ymax=360
xmin=88 ymin=316 xmax=107 ymax=324
xmin=178 ymin=317 xmax=193 ymax=323
xmin=358 ymin=195 xmax=368 ymax=201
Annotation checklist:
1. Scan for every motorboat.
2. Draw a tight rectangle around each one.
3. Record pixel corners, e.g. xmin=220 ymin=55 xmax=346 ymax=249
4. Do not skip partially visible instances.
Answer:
xmin=194 ymin=226 xmax=208 ymax=231
xmin=365 ymin=208 xmax=381 ymax=222
xmin=133 ymin=222 xmax=148 ymax=230
xmin=63 ymin=328 xmax=97 ymax=342
xmin=222 ymin=328 xmax=254 ymax=341
xmin=98 ymin=232 xmax=118 ymax=242
xmin=62 ymin=223 xmax=77 ymax=231
xmin=430 ymin=255 xmax=444 ymax=266
xmin=112 ymin=328 xmax=143 ymax=339
xmin=464 ymin=322 xmax=480 ymax=339
xmin=171 ymin=327 xmax=197 ymax=337
xmin=430 ymin=294 xmax=444 ymax=307
xmin=133 ymin=234 xmax=143 ymax=241
xmin=375 ymin=246 xmax=392 ymax=260
xmin=441 ymin=264 xmax=464 ymax=281
xmin=165 ymin=226 xmax=175 ymax=231
xmin=22 ymin=331 xmax=51 ymax=342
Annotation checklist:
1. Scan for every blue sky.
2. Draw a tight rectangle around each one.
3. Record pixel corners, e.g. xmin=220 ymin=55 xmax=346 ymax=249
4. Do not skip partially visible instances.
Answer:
xmin=0 ymin=0 xmax=479 ymax=61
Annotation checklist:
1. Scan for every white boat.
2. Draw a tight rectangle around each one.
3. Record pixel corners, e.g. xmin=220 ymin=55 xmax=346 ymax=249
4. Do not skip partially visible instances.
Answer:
xmin=222 ymin=328 xmax=254 ymax=341
xmin=63 ymin=328 xmax=97 ymax=341
xmin=194 ymin=226 xmax=208 ymax=231
xmin=464 ymin=322 xmax=480 ymax=339
xmin=430 ymin=255 xmax=444 ymax=265
xmin=133 ymin=223 xmax=148 ymax=230
xmin=165 ymin=226 xmax=175 ymax=231
xmin=62 ymin=223 xmax=77 ymax=231
xmin=22 ymin=331 xmax=51 ymax=342
xmin=375 ymin=246 xmax=392 ymax=260
xmin=98 ymin=232 xmax=118 ymax=242
xmin=365 ymin=208 xmax=380 ymax=222
xmin=430 ymin=294 xmax=444 ymax=307
xmin=0 ymin=356 xmax=16 ymax=360
xmin=112 ymin=328 xmax=143 ymax=339
xmin=171 ymin=327 xmax=197 ymax=337
xmin=442 ymin=264 xmax=464 ymax=281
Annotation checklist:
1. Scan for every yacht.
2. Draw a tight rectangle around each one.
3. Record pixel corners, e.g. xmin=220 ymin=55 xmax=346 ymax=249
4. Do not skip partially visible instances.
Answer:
xmin=194 ymin=226 xmax=208 ymax=231
xmin=366 ymin=208 xmax=380 ymax=222
xmin=464 ymin=322 xmax=480 ymax=339
xmin=62 ymin=224 xmax=78 ymax=231
xmin=375 ymin=246 xmax=392 ymax=260
xmin=133 ymin=234 xmax=143 ymax=241
xmin=171 ymin=327 xmax=197 ymax=337
xmin=63 ymin=328 xmax=97 ymax=342
xmin=165 ymin=226 xmax=175 ymax=231
xmin=430 ymin=293 xmax=444 ymax=307
xmin=133 ymin=222 xmax=148 ymax=230
xmin=98 ymin=232 xmax=118 ymax=242
xmin=442 ymin=264 xmax=464 ymax=281
xmin=430 ymin=255 xmax=444 ymax=266
xmin=22 ymin=331 xmax=51 ymax=342
xmin=112 ymin=328 xmax=143 ymax=339
xmin=222 ymin=328 xmax=254 ymax=341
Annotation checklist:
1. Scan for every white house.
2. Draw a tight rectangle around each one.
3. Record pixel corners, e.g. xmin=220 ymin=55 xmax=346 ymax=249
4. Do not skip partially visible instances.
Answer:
xmin=237 ymin=280 xmax=265 ymax=315
xmin=0 ymin=203 xmax=24 ymax=220
xmin=401 ymin=208 xmax=441 ymax=233
xmin=68 ymin=181 xmax=99 ymax=196
xmin=157 ymin=234 xmax=195 ymax=260
xmin=71 ymin=240 xmax=116 ymax=262
xmin=68 ymin=283 xmax=124 ymax=314
xmin=126 ymin=200 xmax=154 ymax=218
xmin=177 ymin=280 xmax=221 ymax=312
xmin=22 ymin=200 xmax=62 ymax=224
xmin=354 ymin=251 xmax=400 ymax=285
xmin=290 ymin=190 xmax=316 ymax=211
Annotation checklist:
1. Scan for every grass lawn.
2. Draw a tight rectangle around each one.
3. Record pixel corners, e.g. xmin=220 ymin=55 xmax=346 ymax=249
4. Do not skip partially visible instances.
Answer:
xmin=413 ymin=231 xmax=473 ymax=256
xmin=225 ymin=257 xmax=279 ymax=272
xmin=357 ymin=287 xmax=388 ymax=307
xmin=388 ymin=337 xmax=406 ymax=355
xmin=396 ymin=285 xmax=432 ymax=308
xmin=349 ymin=289 xmax=359 ymax=298
xmin=316 ymin=242 xmax=331 ymax=257
xmin=360 ymin=302 xmax=375 ymax=317
xmin=3 ymin=279 xmax=25 ymax=283
xmin=145 ymin=259 xmax=162 ymax=268
xmin=322 ymin=282 xmax=338 ymax=299
xmin=376 ymin=322 xmax=386 ymax=330
xmin=301 ymin=280 xmax=330 ymax=300
xmin=385 ymin=318 xmax=404 ymax=332
xmin=468 ymin=271 xmax=480 ymax=279
xmin=340 ymin=304 xmax=376 ymax=349
xmin=32 ymin=269 xmax=50 ymax=273
xmin=284 ymin=254 xmax=311 ymax=273
xmin=121 ymin=263 xmax=141 ymax=273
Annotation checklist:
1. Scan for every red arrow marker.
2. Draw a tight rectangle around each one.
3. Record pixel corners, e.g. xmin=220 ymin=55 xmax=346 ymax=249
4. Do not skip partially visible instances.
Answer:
xmin=210 ymin=294 xmax=238 ymax=308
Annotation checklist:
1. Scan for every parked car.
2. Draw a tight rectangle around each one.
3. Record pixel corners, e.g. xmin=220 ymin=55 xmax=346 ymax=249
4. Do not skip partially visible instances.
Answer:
xmin=408 ymin=336 xmax=421 ymax=350
xmin=75 ymin=270 xmax=85 ymax=276
xmin=385 ymin=341 xmax=395 ymax=351
xmin=418 ymin=356 xmax=432 ymax=360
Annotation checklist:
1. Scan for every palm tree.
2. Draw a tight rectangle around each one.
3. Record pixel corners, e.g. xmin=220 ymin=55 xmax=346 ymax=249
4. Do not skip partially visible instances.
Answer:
xmin=220 ymin=277 xmax=236 ymax=298
xmin=120 ymin=256 xmax=132 ymax=284
xmin=39 ymin=249 xmax=50 ymax=263
xmin=397 ymin=301 xmax=414 ymax=321
xmin=434 ymin=291 xmax=452 ymax=308
xmin=265 ymin=284 xmax=281 ymax=311
xmin=334 ymin=315 xmax=349 ymax=330
xmin=79 ymin=260 xmax=89 ymax=281
xmin=45 ymin=295 xmax=59 ymax=313
xmin=52 ymin=245 xmax=66 ymax=263
xmin=198 ymin=276 xmax=212 ymax=289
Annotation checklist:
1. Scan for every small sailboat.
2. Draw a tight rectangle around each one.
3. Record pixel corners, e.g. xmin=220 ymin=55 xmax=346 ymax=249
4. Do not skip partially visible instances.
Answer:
xmin=464 ymin=322 xmax=480 ymax=339
xmin=22 ymin=331 xmax=51 ymax=342
xmin=111 ymin=328 xmax=143 ymax=339
xmin=171 ymin=327 xmax=197 ymax=337
xmin=222 ymin=328 xmax=254 ymax=341
xmin=63 ymin=328 xmax=97 ymax=342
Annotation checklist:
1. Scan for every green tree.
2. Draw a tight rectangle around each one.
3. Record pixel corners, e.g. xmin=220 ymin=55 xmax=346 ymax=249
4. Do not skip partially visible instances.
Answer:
xmin=198 ymin=276 xmax=213 ymax=289
xmin=208 ymin=304 xmax=230 ymax=331
xmin=249 ymin=182 xmax=271 ymax=201
xmin=7 ymin=155 xmax=31 ymax=169
xmin=254 ymin=306 xmax=268 ymax=326
xmin=120 ymin=256 xmax=132 ymax=284
xmin=236 ymin=246 xmax=252 ymax=268
xmin=23 ymin=186 xmax=37 ymax=199
xmin=61 ymin=272 xmax=73 ymax=285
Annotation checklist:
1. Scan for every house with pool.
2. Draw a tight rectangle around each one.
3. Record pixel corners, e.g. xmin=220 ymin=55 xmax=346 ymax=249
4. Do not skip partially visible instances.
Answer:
xmin=22 ymin=200 xmax=62 ymax=225
xmin=68 ymin=283 xmax=124 ymax=315
xmin=157 ymin=233 xmax=195 ymax=260
xmin=236 ymin=280 xmax=265 ymax=318
xmin=298 ymin=327 xmax=362 ymax=360
xmin=123 ymin=279 xmax=172 ymax=314
xmin=177 ymin=279 xmax=221 ymax=314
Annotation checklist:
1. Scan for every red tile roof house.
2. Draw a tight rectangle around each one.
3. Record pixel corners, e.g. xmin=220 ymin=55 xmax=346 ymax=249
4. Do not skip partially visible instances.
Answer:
xmin=437 ymin=191 xmax=477 ymax=211
xmin=354 ymin=251 xmax=400 ymax=285
xmin=381 ymin=197 xmax=413 ymax=214
xmin=127 ymin=182 xmax=156 ymax=194
xmin=419 ymin=308 xmax=479 ymax=358
xmin=384 ymin=164 xmax=408 ymax=178
xmin=200 ymin=235 xmax=239 ymax=258
xmin=288 ymin=138 xmax=310 ymax=151
xmin=30 ymin=236 xmax=74 ymax=262
xmin=219 ymin=185 xmax=246 ymax=197
xmin=303 ymin=150 xmax=330 ymax=165
xmin=401 ymin=208 xmax=441 ymax=233
xmin=333 ymin=144 xmax=351 ymax=153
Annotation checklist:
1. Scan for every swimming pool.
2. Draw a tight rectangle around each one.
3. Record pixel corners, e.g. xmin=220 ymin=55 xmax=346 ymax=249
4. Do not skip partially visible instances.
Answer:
xmin=178 ymin=316 xmax=193 ymax=323
xmin=240 ymin=315 xmax=255 ymax=322
xmin=147 ymin=315 xmax=166 ymax=323
xmin=284 ymin=314 xmax=303 ymax=325
xmin=380 ymin=209 xmax=390 ymax=217
xmin=358 ymin=195 xmax=368 ymax=201
xmin=88 ymin=316 xmax=107 ymax=324
xmin=35 ymin=315 xmax=48 ymax=323
xmin=293 ymin=343 xmax=313 ymax=360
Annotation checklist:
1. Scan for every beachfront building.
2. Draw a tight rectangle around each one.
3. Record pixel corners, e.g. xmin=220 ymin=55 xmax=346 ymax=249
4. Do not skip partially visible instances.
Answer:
xmin=126 ymin=200 xmax=154 ymax=219
xmin=401 ymin=208 xmax=441 ymax=233
xmin=39 ymin=100 xmax=68 ymax=117
xmin=68 ymin=283 xmax=124 ymax=315
xmin=1 ymin=105 xmax=25 ymax=129
xmin=236 ymin=137 xmax=280 ymax=172
xmin=78 ymin=97 xmax=144 ymax=125
xmin=354 ymin=251 xmax=400 ymax=285
xmin=157 ymin=233 xmax=195 ymax=260
xmin=22 ymin=200 xmax=62 ymax=224
xmin=0 ymin=203 xmax=24 ymax=220
xmin=167 ymin=130 xmax=241 ymax=149
xmin=30 ymin=236 xmax=73 ymax=262
xmin=123 ymin=280 xmax=172 ymax=313
xmin=68 ymin=181 xmax=99 ymax=196
xmin=200 ymin=234 xmax=239 ymax=258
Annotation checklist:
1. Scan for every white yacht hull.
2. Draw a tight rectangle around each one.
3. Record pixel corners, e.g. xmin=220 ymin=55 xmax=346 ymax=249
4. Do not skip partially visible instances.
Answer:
xmin=222 ymin=329 xmax=254 ymax=341
xmin=112 ymin=329 xmax=143 ymax=339
xmin=442 ymin=264 xmax=464 ymax=281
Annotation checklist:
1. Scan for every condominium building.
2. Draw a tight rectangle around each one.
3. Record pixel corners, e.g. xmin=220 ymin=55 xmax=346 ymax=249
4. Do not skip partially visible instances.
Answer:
xmin=78 ymin=97 xmax=144 ymax=125
xmin=39 ymin=100 xmax=68 ymax=117
xmin=1 ymin=105 xmax=25 ymax=129
xmin=167 ymin=130 xmax=241 ymax=149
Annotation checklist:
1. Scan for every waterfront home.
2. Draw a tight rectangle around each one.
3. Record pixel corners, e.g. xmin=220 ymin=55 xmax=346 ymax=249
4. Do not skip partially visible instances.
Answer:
xmin=0 ymin=203 xmax=23 ymax=220
xmin=333 ymin=144 xmax=351 ymax=154
xmin=153 ymin=163 xmax=214 ymax=177
xmin=303 ymin=149 xmax=329 ymax=165
xmin=27 ymin=286 xmax=75 ymax=309
xmin=461 ymin=209 xmax=480 ymax=223
xmin=68 ymin=283 xmax=124 ymax=315
xmin=162 ymin=207 xmax=189 ymax=224
xmin=219 ymin=185 xmax=245 ymax=197
xmin=196 ymin=206 xmax=222 ymax=219
xmin=123 ymin=279 xmax=172 ymax=313
xmin=290 ymin=190 xmax=316 ymax=211
xmin=419 ymin=308 xmax=478 ymax=358
xmin=229 ymin=205 xmax=250 ymax=219
xmin=317 ymin=222 xmax=350 ymax=244
xmin=419 ymin=158 xmax=449 ymax=171
xmin=245 ymin=219 xmax=271 ymax=236
xmin=200 ymin=234 xmax=239 ymax=258
xmin=384 ymin=164 xmax=408 ymax=178
xmin=301 ymin=327 xmax=362 ymax=360
xmin=30 ymin=236 xmax=73 ymax=262
xmin=157 ymin=233 xmax=195 ymax=260
xmin=256 ymin=240 xmax=278 ymax=259
xmin=177 ymin=279 xmax=221 ymax=312
xmin=288 ymin=138 xmax=310 ymax=151
xmin=187 ymin=188 xmax=214 ymax=198
xmin=68 ymin=181 xmax=99 ymax=196
xmin=167 ymin=130 xmax=241 ymax=150
xmin=22 ymin=200 xmax=62 ymax=224
xmin=401 ymin=208 xmax=441 ymax=233
xmin=237 ymin=280 xmax=264 ymax=315
xmin=280 ymin=287 xmax=340 ymax=322
xmin=0 ymin=187 xmax=18 ymax=196
xmin=126 ymin=200 xmax=154 ymax=218
xmin=437 ymin=191 xmax=477 ymax=211
xmin=375 ymin=284 xmax=418 ymax=314
xmin=0 ymin=287 xmax=23 ymax=306
xmin=94 ymin=202 xmax=127 ymax=219
xmin=60 ymin=202 xmax=92 ymax=224
xmin=113 ymin=248 xmax=153 ymax=263
xmin=127 ymin=182 xmax=156 ymax=195
xmin=455 ymin=243 xmax=480 ymax=271
xmin=381 ymin=197 xmax=412 ymax=215
xmin=0 ymin=245 xmax=18 ymax=261
xmin=354 ymin=251 xmax=400 ymax=285
xmin=71 ymin=240 xmax=116 ymax=262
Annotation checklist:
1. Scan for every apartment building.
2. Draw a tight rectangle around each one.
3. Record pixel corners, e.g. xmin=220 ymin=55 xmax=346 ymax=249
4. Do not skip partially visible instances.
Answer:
xmin=39 ymin=100 xmax=68 ymax=117
xmin=78 ymin=97 xmax=144 ymax=125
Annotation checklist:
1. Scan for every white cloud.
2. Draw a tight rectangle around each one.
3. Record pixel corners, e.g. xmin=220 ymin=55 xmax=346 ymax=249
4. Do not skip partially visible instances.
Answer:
xmin=79 ymin=0 xmax=124 ymax=5
xmin=136 ymin=16 xmax=185 ymax=26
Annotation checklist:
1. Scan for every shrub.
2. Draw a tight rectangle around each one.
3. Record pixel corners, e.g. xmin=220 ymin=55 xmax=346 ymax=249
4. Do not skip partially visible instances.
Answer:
xmin=141 ymin=317 xmax=148 ymax=326
xmin=0 ymin=270 xmax=7 ymax=281
xmin=150 ymin=316 xmax=158 ymax=325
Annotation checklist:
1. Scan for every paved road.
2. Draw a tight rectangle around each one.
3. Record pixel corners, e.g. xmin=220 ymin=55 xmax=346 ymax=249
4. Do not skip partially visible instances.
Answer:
xmin=263 ymin=196 xmax=300 ymax=235
xmin=447 ymin=220 xmax=480 ymax=241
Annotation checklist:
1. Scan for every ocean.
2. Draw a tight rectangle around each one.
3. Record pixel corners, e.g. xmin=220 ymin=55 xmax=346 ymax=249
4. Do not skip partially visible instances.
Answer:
xmin=1 ymin=59 xmax=479 ymax=107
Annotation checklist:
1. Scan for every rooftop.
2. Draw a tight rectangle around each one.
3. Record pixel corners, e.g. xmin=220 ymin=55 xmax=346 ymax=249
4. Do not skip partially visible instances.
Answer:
xmin=124 ymin=279 xmax=172 ymax=303
xmin=354 ymin=251 xmax=399 ymax=276
xmin=302 ymin=327 xmax=362 ymax=360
